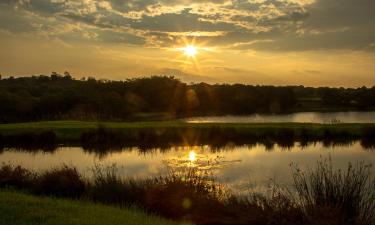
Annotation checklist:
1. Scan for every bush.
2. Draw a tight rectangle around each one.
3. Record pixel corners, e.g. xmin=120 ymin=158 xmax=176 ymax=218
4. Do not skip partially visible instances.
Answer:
xmin=34 ymin=165 xmax=86 ymax=199
xmin=144 ymin=170 xmax=225 ymax=221
xmin=0 ymin=164 xmax=35 ymax=189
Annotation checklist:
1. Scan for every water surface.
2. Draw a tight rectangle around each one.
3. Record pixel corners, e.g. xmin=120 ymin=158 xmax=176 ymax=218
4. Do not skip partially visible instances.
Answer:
xmin=1 ymin=143 xmax=374 ymax=194
xmin=185 ymin=111 xmax=375 ymax=123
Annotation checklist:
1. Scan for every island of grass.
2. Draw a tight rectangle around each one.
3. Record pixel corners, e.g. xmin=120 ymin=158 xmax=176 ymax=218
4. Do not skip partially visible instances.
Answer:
xmin=0 ymin=121 xmax=375 ymax=150
xmin=0 ymin=190 xmax=180 ymax=225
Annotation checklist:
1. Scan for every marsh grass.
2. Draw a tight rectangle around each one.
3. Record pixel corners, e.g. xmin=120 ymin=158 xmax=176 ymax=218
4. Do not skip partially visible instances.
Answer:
xmin=0 ymin=158 xmax=374 ymax=225
xmin=34 ymin=166 xmax=86 ymax=199
xmin=0 ymin=164 xmax=35 ymax=189
xmin=292 ymin=158 xmax=375 ymax=225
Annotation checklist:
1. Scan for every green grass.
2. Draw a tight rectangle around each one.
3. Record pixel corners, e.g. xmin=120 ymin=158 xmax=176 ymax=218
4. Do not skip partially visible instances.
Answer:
xmin=0 ymin=190 xmax=182 ymax=225
xmin=0 ymin=120 xmax=372 ymax=130
xmin=0 ymin=120 xmax=373 ymax=142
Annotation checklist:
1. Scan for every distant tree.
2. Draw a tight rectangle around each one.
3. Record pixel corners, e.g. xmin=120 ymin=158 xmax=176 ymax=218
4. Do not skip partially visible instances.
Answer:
xmin=0 ymin=75 xmax=374 ymax=123
xmin=63 ymin=71 xmax=72 ymax=80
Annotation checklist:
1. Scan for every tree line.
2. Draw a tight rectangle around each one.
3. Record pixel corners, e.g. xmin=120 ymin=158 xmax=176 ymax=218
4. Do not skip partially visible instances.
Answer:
xmin=0 ymin=73 xmax=374 ymax=122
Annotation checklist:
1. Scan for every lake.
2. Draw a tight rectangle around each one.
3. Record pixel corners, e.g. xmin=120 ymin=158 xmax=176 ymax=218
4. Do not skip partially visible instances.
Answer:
xmin=185 ymin=111 xmax=375 ymax=123
xmin=1 ymin=142 xmax=374 ymax=195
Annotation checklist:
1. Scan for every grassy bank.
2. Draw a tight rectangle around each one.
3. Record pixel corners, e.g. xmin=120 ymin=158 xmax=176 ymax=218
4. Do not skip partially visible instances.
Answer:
xmin=1 ymin=120 xmax=374 ymax=135
xmin=1 ymin=121 xmax=375 ymax=150
xmin=1 ymin=161 xmax=374 ymax=225
xmin=0 ymin=190 xmax=180 ymax=225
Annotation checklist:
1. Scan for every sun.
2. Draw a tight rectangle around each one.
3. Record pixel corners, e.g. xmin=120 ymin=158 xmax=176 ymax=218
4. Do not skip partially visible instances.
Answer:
xmin=183 ymin=45 xmax=197 ymax=57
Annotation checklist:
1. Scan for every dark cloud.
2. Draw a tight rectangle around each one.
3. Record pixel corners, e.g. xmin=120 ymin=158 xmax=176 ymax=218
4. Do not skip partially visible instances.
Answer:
xmin=27 ymin=0 xmax=65 ymax=14
xmin=304 ymin=0 xmax=375 ymax=29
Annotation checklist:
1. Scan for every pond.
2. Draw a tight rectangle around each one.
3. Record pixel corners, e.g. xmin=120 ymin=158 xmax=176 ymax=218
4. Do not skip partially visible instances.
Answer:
xmin=185 ymin=111 xmax=375 ymax=123
xmin=1 ymin=142 xmax=374 ymax=194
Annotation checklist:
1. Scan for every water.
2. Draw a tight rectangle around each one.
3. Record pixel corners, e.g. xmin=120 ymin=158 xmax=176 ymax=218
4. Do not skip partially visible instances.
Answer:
xmin=185 ymin=111 xmax=375 ymax=123
xmin=1 ymin=143 xmax=374 ymax=194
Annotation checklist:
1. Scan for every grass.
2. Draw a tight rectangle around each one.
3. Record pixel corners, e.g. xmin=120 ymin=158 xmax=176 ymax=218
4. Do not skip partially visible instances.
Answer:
xmin=0 ymin=120 xmax=373 ymax=135
xmin=0 ymin=121 xmax=374 ymax=150
xmin=0 ymin=190 xmax=180 ymax=225
xmin=1 ymin=160 xmax=374 ymax=225
xmin=292 ymin=158 xmax=375 ymax=225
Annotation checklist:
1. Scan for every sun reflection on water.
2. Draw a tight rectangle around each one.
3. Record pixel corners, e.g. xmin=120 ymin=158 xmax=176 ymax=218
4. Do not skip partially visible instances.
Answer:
xmin=189 ymin=150 xmax=196 ymax=162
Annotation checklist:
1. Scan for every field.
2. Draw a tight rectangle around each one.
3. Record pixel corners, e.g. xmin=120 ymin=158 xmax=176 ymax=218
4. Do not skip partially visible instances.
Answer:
xmin=0 ymin=190 xmax=180 ymax=225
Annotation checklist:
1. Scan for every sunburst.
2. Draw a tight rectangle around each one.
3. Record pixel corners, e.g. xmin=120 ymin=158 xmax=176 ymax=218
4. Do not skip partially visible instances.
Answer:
xmin=183 ymin=45 xmax=198 ymax=57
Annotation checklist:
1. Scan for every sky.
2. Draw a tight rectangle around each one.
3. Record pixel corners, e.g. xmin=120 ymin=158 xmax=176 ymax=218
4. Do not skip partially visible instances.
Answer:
xmin=0 ymin=0 xmax=374 ymax=87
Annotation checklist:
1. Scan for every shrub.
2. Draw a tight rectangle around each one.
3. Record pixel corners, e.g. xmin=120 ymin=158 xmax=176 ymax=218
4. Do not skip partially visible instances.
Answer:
xmin=34 ymin=165 xmax=86 ymax=199
xmin=144 ymin=169 xmax=225 ymax=221
xmin=0 ymin=164 xmax=35 ymax=189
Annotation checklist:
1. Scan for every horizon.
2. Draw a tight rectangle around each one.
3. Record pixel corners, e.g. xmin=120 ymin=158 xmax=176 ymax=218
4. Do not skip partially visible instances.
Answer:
xmin=1 ymin=73 xmax=375 ymax=89
xmin=1 ymin=0 xmax=375 ymax=87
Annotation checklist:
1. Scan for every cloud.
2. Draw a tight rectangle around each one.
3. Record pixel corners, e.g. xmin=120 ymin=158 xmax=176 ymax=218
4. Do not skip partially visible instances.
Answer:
xmin=130 ymin=8 xmax=242 ymax=32
xmin=0 ymin=0 xmax=374 ymax=52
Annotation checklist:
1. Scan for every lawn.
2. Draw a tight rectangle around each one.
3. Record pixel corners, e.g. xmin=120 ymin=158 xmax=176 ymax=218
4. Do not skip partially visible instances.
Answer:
xmin=0 ymin=190 xmax=182 ymax=225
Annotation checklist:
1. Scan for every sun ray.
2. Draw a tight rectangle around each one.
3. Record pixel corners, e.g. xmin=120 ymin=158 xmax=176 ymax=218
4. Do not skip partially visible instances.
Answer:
xmin=168 ymin=35 xmax=213 ymax=75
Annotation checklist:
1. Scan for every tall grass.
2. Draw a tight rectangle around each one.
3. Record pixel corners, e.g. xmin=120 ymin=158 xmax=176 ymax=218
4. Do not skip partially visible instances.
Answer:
xmin=34 ymin=166 xmax=86 ymax=199
xmin=0 ymin=164 xmax=35 ymax=188
xmin=0 ymin=158 xmax=374 ymax=225
xmin=292 ymin=158 xmax=375 ymax=225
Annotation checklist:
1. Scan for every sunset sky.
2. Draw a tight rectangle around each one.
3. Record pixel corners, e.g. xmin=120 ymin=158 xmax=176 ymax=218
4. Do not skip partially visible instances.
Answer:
xmin=1 ymin=0 xmax=374 ymax=87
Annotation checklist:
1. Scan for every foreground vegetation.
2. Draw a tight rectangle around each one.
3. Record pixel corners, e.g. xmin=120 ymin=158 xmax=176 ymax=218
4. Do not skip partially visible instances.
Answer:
xmin=1 ymin=121 xmax=375 ymax=150
xmin=0 ymin=159 xmax=374 ymax=225
xmin=0 ymin=190 xmax=179 ymax=225
xmin=1 ymin=75 xmax=375 ymax=123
